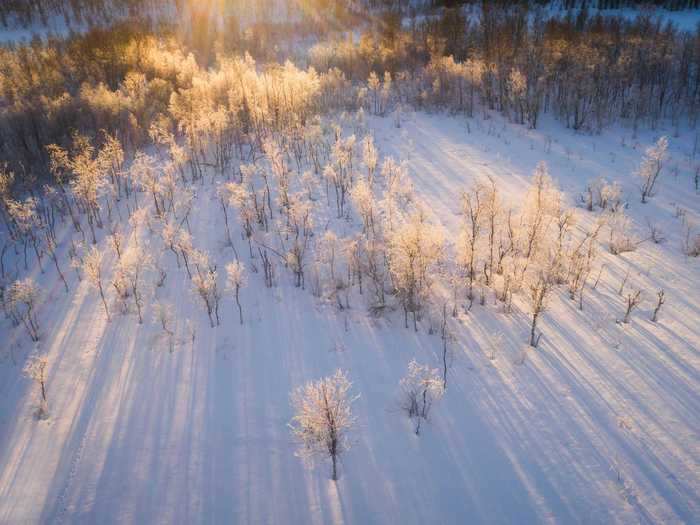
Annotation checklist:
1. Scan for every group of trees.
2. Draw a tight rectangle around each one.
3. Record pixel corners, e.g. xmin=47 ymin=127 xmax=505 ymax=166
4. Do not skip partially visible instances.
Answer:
xmin=309 ymin=4 xmax=700 ymax=136
xmin=0 ymin=0 xmax=687 ymax=462
xmin=289 ymin=359 xmax=446 ymax=480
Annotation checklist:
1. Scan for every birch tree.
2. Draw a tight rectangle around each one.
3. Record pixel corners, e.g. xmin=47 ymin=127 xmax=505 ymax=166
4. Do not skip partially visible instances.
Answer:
xmin=638 ymin=136 xmax=668 ymax=203
xmin=289 ymin=369 xmax=358 ymax=481
xmin=399 ymin=360 xmax=444 ymax=435
xmin=226 ymin=260 xmax=247 ymax=325
xmin=24 ymin=356 xmax=49 ymax=418
xmin=8 ymin=278 xmax=41 ymax=341
xmin=83 ymin=245 xmax=110 ymax=320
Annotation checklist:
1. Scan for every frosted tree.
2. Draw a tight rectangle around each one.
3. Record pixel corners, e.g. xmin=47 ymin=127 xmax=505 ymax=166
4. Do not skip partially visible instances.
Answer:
xmin=326 ymin=133 xmax=356 ymax=218
xmin=226 ymin=179 xmax=258 ymax=256
xmin=176 ymin=230 xmax=194 ymax=278
xmin=380 ymin=157 xmax=413 ymax=231
xmin=289 ymin=369 xmax=358 ymax=481
xmin=638 ymin=136 xmax=668 ymax=203
xmin=283 ymin=196 xmax=314 ymax=288
xmin=8 ymin=278 xmax=41 ymax=341
xmin=96 ymin=132 xmax=125 ymax=202
xmin=361 ymin=135 xmax=378 ymax=185
xmin=263 ymin=138 xmax=291 ymax=211
xmin=70 ymin=137 xmax=107 ymax=244
xmin=191 ymin=249 xmax=221 ymax=327
xmin=527 ymin=263 xmax=556 ymax=347
xmin=131 ymin=152 xmax=163 ymax=217
xmin=567 ymin=219 xmax=604 ymax=303
xmin=44 ymin=232 xmax=68 ymax=292
xmin=583 ymin=178 xmax=622 ymax=211
xmin=399 ymin=360 xmax=444 ymax=435
xmin=368 ymin=71 xmax=380 ymax=114
xmin=114 ymin=242 xmax=152 ymax=323
xmin=7 ymin=197 xmax=43 ymax=272
xmin=152 ymin=300 xmax=175 ymax=352
xmin=608 ymin=208 xmax=638 ymax=255
xmin=387 ymin=212 xmax=444 ymax=330
xmin=364 ymin=237 xmax=387 ymax=309
xmin=350 ymin=178 xmax=377 ymax=237
xmin=519 ymin=162 xmax=562 ymax=270
xmin=107 ymin=224 xmax=124 ymax=260
xmin=225 ymin=260 xmax=247 ymax=325
xmin=483 ymin=176 xmax=501 ymax=285
xmin=458 ymin=182 xmax=486 ymax=306
xmin=508 ymin=68 xmax=527 ymax=125
xmin=380 ymin=71 xmax=392 ymax=115
xmin=83 ymin=245 xmax=110 ymax=320
xmin=318 ymin=230 xmax=339 ymax=286
xmin=217 ymin=182 xmax=239 ymax=256
xmin=24 ymin=356 xmax=49 ymax=418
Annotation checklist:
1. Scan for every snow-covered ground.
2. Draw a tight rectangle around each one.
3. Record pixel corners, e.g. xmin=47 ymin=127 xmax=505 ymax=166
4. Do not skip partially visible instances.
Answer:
xmin=0 ymin=108 xmax=699 ymax=524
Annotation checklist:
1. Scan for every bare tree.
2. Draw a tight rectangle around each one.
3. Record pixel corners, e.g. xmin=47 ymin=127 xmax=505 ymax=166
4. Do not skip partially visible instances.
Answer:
xmin=623 ymin=290 xmax=642 ymax=324
xmin=651 ymin=289 xmax=665 ymax=322
xmin=289 ymin=369 xmax=358 ymax=481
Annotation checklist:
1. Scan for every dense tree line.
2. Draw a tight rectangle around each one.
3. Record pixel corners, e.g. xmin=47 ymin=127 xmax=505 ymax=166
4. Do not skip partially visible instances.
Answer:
xmin=312 ymin=5 xmax=700 ymax=135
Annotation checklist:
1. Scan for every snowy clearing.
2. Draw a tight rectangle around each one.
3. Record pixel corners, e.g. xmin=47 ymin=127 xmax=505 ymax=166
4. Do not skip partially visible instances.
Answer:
xmin=0 ymin=107 xmax=698 ymax=524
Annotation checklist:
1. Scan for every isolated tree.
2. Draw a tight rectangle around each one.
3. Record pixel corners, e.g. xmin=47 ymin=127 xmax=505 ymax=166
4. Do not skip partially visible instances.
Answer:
xmin=83 ymin=245 xmax=110 ymax=320
xmin=638 ymin=136 xmax=668 ymax=203
xmin=24 ymin=356 xmax=48 ymax=418
xmin=289 ymin=369 xmax=358 ymax=481
xmin=8 ymin=278 xmax=41 ymax=341
xmin=225 ymin=260 xmax=247 ymax=325
xmin=399 ymin=360 xmax=444 ymax=435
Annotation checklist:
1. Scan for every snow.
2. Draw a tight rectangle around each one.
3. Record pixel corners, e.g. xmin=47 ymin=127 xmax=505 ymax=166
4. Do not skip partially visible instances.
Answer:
xmin=0 ymin=108 xmax=699 ymax=524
